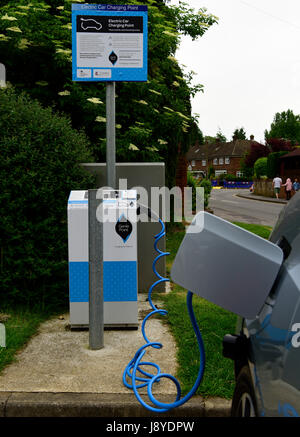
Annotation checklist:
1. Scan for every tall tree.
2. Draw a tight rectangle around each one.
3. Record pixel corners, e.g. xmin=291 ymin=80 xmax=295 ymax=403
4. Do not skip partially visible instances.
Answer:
xmin=216 ymin=128 xmax=227 ymax=142
xmin=0 ymin=0 xmax=217 ymax=186
xmin=204 ymin=129 xmax=227 ymax=144
xmin=241 ymin=141 xmax=270 ymax=177
xmin=232 ymin=127 xmax=247 ymax=140
xmin=267 ymin=138 xmax=294 ymax=153
xmin=265 ymin=109 xmax=300 ymax=145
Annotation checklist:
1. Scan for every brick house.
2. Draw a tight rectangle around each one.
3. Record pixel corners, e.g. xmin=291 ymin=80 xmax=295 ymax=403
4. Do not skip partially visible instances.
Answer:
xmin=186 ymin=137 xmax=260 ymax=179
xmin=279 ymin=148 xmax=300 ymax=180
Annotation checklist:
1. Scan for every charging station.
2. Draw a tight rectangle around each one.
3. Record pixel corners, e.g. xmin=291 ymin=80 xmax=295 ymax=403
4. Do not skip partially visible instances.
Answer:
xmin=68 ymin=189 xmax=138 ymax=328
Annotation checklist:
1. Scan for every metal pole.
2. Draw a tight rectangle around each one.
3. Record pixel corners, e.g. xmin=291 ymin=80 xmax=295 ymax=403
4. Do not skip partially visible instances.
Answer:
xmin=106 ymin=81 xmax=116 ymax=189
xmin=88 ymin=189 xmax=104 ymax=350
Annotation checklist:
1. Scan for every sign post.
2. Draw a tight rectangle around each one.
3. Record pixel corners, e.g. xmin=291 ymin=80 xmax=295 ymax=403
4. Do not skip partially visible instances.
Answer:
xmin=72 ymin=3 xmax=148 ymax=187
xmin=88 ymin=190 xmax=104 ymax=350
xmin=72 ymin=4 xmax=148 ymax=349
xmin=106 ymin=81 xmax=116 ymax=189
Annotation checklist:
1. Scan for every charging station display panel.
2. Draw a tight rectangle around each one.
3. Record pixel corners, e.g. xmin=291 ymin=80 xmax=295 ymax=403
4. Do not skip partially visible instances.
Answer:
xmin=72 ymin=4 xmax=148 ymax=82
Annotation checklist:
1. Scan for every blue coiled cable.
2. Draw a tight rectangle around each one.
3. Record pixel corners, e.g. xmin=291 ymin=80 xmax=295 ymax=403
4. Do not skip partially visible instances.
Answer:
xmin=123 ymin=218 xmax=206 ymax=413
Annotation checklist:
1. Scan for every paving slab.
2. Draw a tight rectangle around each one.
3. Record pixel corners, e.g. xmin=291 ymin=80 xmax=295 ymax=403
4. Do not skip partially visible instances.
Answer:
xmin=0 ymin=295 xmax=177 ymax=395
xmin=0 ymin=293 xmax=231 ymax=417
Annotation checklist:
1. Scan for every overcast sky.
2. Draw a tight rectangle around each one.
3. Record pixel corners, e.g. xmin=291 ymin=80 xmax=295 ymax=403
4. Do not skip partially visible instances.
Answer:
xmin=169 ymin=0 xmax=300 ymax=144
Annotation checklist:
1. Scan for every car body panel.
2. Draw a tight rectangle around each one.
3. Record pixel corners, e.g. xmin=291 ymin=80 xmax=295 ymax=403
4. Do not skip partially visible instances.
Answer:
xmin=230 ymin=192 xmax=300 ymax=417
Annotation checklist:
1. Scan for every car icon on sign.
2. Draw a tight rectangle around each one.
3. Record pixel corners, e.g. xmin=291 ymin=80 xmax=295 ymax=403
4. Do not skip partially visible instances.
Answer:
xmin=80 ymin=18 xmax=102 ymax=31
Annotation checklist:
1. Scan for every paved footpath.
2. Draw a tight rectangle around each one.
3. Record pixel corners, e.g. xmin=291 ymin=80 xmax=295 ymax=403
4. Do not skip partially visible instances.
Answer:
xmin=236 ymin=191 xmax=287 ymax=204
xmin=0 ymin=293 xmax=231 ymax=417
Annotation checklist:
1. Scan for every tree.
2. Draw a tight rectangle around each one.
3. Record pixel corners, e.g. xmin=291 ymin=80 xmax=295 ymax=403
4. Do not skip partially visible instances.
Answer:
xmin=241 ymin=141 xmax=270 ymax=178
xmin=232 ymin=127 xmax=247 ymax=140
xmin=266 ymin=151 xmax=289 ymax=179
xmin=265 ymin=109 xmax=300 ymax=145
xmin=254 ymin=157 xmax=268 ymax=178
xmin=266 ymin=138 xmax=294 ymax=153
xmin=0 ymin=0 xmax=218 ymax=186
xmin=204 ymin=129 xmax=227 ymax=144
xmin=216 ymin=128 xmax=227 ymax=142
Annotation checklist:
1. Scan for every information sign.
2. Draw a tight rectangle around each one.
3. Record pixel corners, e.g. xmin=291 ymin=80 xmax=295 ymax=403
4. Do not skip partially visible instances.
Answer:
xmin=72 ymin=4 xmax=148 ymax=82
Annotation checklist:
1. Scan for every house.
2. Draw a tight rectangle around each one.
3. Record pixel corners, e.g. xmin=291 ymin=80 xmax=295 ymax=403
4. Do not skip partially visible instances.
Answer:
xmin=186 ymin=137 xmax=260 ymax=179
xmin=279 ymin=148 xmax=300 ymax=180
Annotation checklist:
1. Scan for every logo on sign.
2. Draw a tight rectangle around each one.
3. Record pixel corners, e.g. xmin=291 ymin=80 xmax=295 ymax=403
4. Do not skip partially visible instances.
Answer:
xmin=115 ymin=215 xmax=133 ymax=243
xmin=109 ymin=51 xmax=118 ymax=65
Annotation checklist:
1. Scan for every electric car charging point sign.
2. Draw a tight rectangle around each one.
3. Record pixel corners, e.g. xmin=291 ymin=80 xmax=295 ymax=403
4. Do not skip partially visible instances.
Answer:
xmin=72 ymin=4 xmax=148 ymax=82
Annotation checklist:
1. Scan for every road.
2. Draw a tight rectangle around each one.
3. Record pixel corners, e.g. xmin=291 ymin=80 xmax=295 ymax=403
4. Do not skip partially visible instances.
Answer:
xmin=208 ymin=189 xmax=285 ymax=228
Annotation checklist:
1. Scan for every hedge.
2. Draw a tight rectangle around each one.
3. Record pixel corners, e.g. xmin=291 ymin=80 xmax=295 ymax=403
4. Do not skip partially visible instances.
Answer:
xmin=254 ymin=157 xmax=268 ymax=178
xmin=0 ymin=88 xmax=95 ymax=310
xmin=187 ymin=172 xmax=212 ymax=210
xmin=266 ymin=151 xmax=289 ymax=178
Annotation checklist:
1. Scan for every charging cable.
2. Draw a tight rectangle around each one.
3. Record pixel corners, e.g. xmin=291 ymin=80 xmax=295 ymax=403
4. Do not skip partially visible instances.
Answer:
xmin=123 ymin=214 xmax=206 ymax=413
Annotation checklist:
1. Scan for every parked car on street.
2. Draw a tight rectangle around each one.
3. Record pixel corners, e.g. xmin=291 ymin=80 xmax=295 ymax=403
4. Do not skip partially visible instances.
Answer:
xmin=223 ymin=191 xmax=300 ymax=417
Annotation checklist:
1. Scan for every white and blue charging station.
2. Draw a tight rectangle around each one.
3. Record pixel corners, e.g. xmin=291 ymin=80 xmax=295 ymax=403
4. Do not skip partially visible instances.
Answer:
xmin=67 ymin=189 xmax=138 ymax=328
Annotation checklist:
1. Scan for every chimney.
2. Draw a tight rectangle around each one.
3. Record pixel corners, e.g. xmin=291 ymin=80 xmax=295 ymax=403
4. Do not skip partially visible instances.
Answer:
xmin=250 ymin=135 xmax=254 ymax=140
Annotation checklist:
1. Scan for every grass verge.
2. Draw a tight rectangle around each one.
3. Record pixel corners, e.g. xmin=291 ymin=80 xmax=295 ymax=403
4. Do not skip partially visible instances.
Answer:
xmin=0 ymin=306 xmax=56 ymax=373
xmin=232 ymin=222 xmax=272 ymax=239
xmin=158 ymin=221 xmax=272 ymax=399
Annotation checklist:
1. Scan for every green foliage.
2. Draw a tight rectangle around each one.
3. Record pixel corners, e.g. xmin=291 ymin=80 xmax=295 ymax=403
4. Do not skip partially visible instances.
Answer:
xmin=232 ymin=127 xmax=246 ymax=140
xmin=187 ymin=172 xmax=212 ymax=210
xmin=204 ymin=136 xmax=217 ymax=144
xmin=0 ymin=0 xmax=217 ymax=187
xmin=232 ymin=222 xmax=272 ymax=240
xmin=254 ymin=157 xmax=268 ymax=178
xmin=216 ymin=128 xmax=227 ymax=142
xmin=0 ymin=88 xmax=95 ymax=310
xmin=241 ymin=141 xmax=269 ymax=178
xmin=265 ymin=109 xmax=300 ymax=145
xmin=0 ymin=306 xmax=53 ymax=373
xmin=208 ymin=165 xmax=215 ymax=179
xmin=199 ymin=178 xmax=212 ymax=209
xmin=204 ymin=128 xmax=227 ymax=144
xmin=158 ymin=285 xmax=236 ymax=398
xmin=266 ymin=151 xmax=289 ymax=179
xmin=240 ymin=160 xmax=254 ymax=179
xmin=167 ymin=2 xmax=218 ymax=40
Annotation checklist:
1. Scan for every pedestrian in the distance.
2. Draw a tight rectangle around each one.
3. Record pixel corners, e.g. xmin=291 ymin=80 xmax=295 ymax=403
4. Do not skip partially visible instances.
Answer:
xmin=282 ymin=177 xmax=293 ymax=200
xmin=293 ymin=178 xmax=300 ymax=192
xmin=272 ymin=175 xmax=282 ymax=199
